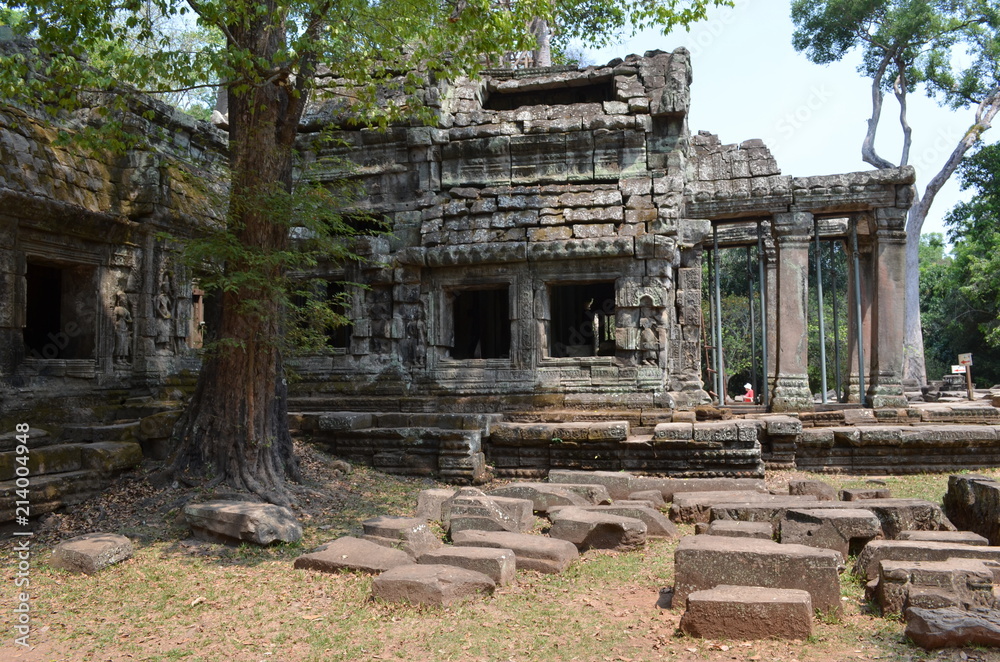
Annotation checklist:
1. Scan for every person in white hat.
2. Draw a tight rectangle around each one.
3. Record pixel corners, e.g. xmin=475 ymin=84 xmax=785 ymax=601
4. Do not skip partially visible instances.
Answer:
xmin=743 ymin=382 xmax=754 ymax=403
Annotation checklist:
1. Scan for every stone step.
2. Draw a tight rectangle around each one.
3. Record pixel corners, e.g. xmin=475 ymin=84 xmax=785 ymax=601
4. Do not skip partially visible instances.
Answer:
xmin=60 ymin=421 xmax=140 ymax=443
xmin=0 ymin=427 xmax=55 ymax=452
xmin=0 ymin=441 xmax=142 ymax=483
xmin=0 ymin=470 xmax=104 ymax=522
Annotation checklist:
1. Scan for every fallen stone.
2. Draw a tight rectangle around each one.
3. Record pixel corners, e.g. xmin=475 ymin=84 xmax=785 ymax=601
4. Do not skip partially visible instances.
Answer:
xmin=841 ymin=488 xmax=891 ymax=501
xmin=361 ymin=516 xmax=442 ymax=558
xmin=706 ymin=520 xmax=772 ymax=540
xmin=943 ymin=474 xmax=1000 ymax=545
xmin=546 ymin=470 xmax=634 ymax=499
xmin=780 ymin=508 xmax=881 ymax=558
xmin=670 ymin=491 xmax=807 ymax=524
xmin=418 ymin=546 xmax=517 ymax=585
xmin=416 ymin=488 xmax=456 ymax=521
xmin=294 ymin=536 xmax=413 ymax=574
xmin=905 ymin=606 xmax=1000 ymax=650
xmin=548 ymin=506 xmax=647 ymax=551
xmin=673 ymin=535 xmax=842 ymax=612
xmin=565 ymin=504 xmax=677 ymax=538
xmin=452 ymin=530 xmax=578 ymax=574
xmin=371 ymin=564 xmax=495 ymax=606
xmin=50 ymin=533 xmax=133 ymax=574
xmin=184 ymin=500 xmax=303 ymax=545
xmin=679 ymin=585 xmax=813 ymax=640
xmin=871 ymin=558 xmax=998 ymax=615
xmin=788 ymin=479 xmax=837 ymax=501
xmin=486 ymin=482 xmax=592 ymax=513
xmin=546 ymin=470 xmax=765 ymax=501
xmin=898 ymin=530 xmax=990 ymax=546
xmin=855 ymin=540 xmax=1000 ymax=580
xmin=443 ymin=488 xmax=534 ymax=535
xmin=627 ymin=489 xmax=665 ymax=507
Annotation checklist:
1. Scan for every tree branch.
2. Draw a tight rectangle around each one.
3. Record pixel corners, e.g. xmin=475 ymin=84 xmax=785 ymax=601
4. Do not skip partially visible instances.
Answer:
xmin=863 ymin=51 xmax=896 ymax=169
xmin=894 ymin=64 xmax=912 ymax=166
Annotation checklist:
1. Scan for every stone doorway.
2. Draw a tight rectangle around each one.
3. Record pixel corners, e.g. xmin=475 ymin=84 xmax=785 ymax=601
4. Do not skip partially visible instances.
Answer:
xmin=23 ymin=261 xmax=97 ymax=360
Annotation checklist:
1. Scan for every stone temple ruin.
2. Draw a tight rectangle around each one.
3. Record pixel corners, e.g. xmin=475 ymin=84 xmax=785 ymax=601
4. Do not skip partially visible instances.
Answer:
xmin=3 ymin=43 xmax=1000 ymax=511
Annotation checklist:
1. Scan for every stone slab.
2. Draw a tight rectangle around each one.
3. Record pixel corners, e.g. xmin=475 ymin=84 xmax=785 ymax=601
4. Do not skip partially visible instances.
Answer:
xmin=546 ymin=470 xmax=765 ymax=501
xmin=705 ymin=520 xmax=772 ymax=540
xmin=788 ymin=479 xmax=837 ymax=501
xmin=671 ymin=491 xmax=807 ymax=524
xmin=905 ymin=607 xmax=1000 ymax=650
xmin=548 ymin=506 xmax=647 ymax=551
xmin=416 ymin=488 xmax=456 ymax=521
xmin=294 ymin=536 xmax=413 ymax=574
xmin=943 ymin=474 xmax=1000 ymax=545
xmin=841 ymin=488 xmax=891 ymax=501
xmin=898 ymin=530 xmax=990 ymax=546
xmin=486 ymin=482 xmax=591 ymax=513
xmin=673 ymin=535 xmax=842 ymax=612
xmin=451 ymin=530 xmax=578 ymax=574
xmin=627 ymin=489 xmax=665 ymax=507
xmin=855 ymin=540 xmax=1000 ymax=580
xmin=872 ymin=558 xmax=998 ymax=615
xmin=443 ymin=488 xmax=534 ymax=534
xmin=418 ymin=546 xmax=517 ymax=585
xmin=184 ymin=500 xmax=303 ymax=545
xmin=780 ymin=508 xmax=881 ymax=558
xmin=361 ymin=516 xmax=442 ymax=558
xmin=371 ymin=564 xmax=495 ymax=606
xmin=680 ymin=585 xmax=813 ymax=640
xmin=566 ymin=504 xmax=677 ymax=538
xmin=50 ymin=533 xmax=133 ymax=574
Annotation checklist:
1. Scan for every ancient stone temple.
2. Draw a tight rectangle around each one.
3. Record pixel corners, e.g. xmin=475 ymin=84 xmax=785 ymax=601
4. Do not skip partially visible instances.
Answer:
xmin=1 ymin=42 xmax=926 ymax=487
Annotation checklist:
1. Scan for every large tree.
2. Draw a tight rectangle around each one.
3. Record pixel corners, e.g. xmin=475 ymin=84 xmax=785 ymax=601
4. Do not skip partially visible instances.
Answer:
xmin=1 ymin=0 xmax=727 ymax=503
xmin=791 ymin=0 xmax=1000 ymax=386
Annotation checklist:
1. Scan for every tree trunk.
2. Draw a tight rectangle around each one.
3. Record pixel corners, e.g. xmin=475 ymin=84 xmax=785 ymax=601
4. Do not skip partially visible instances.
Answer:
xmin=168 ymin=2 xmax=306 ymax=505
xmin=530 ymin=17 xmax=551 ymax=67
xmin=902 ymin=205 xmax=927 ymax=387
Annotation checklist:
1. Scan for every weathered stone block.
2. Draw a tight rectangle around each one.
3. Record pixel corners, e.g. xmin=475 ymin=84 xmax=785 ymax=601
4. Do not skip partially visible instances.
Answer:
xmin=943 ymin=474 xmax=1000 ymax=545
xmin=788 ymin=479 xmax=837 ymax=501
xmin=361 ymin=516 xmax=442 ymax=558
xmin=705 ymin=520 xmax=772 ymax=540
xmin=841 ymin=487 xmax=891 ymax=501
xmin=546 ymin=469 xmax=633 ymax=499
xmin=487 ymin=482 xmax=593 ymax=513
xmin=568 ymin=504 xmax=677 ymax=538
xmin=673 ymin=535 xmax=842 ymax=612
xmin=372 ymin=564 xmax=495 ymax=606
xmin=872 ymin=558 xmax=998 ymax=615
xmin=680 ymin=585 xmax=813 ymax=640
xmin=627 ymin=489 xmax=665 ymax=507
xmin=548 ymin=507 xmax=646 ymax=551
xmin=452 ymin=530 xmax=578 ymax=574
xmin=294 ymin=536 xmax=413 ymax=574
xmin=50 ymin=533 xmax=133 ymax=575
xmin=780 ymin=508 xmax=881 ymax=558
xmin=184 ymin=501 xmax=303 ymax=545
xmin=671 ymin=491 xmax=811 ymax=524
xmin=418 ymin=546 xmax=517 ymax=585
xmin=855 ymin=540 xmax=1000 ymax=580
xmin=416 ymin=488 xmax=457 ymax=521
xmin=905 ymin=607 xmax=1000 ymax=650
xmin=898 ymin=530 xmax=989 ymax=546
xmin=443 ymin=487 xmax=535 ymax=534
xmin=80 ymin=442 xmax=143 ymax=474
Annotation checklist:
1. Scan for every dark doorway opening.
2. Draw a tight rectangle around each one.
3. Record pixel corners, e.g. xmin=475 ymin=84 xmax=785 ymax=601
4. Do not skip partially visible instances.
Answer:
xmin=549 ymin=282 xmax=616 ymax=357
xmin=451 ymin=288 xmax=510 ymax=360
xmin=23 ymin=261 xmax=96 ymax=360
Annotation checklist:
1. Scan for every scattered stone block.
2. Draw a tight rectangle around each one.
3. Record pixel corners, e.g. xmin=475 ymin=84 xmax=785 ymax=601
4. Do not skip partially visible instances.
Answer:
xmin=631 ymin=476 xmax=767 ymax=502
xmin=788 ymin=479 xmax=837 ymax=501
xmin=627 ymin=489 xmax=665 ymax=507
xmin=566 ymin=504 xmax=677 ymax=538
xmin=416 ymin=488 xmax=456 ymax=521
xmin=855 ymin=540 xmax=1000 ymax=580
xmin=294 ymin=536 xmax=413 ymax=574
xmin=905 ymin=606 xmax=1000 ymax=650
xmin=871 ymin=558 xmax=998 ymax=615
xmin=780 ymin=508 xmax=881 ymax=558
xmin=841 ymin=488 xmax=891 ymax=501
xmin=706 ymin=520 xmax=772 ymax=540
xmin=361 ymin=516 xmax=442 ymax=558
xmin=670 ymin=491 xmax=805 ymax=524
xmin=547 ymin=470 xmax=633 ymax=499
xmin=486 ymin=482 xmax=592 ymax=513
xmin=184 ymin=500 xmax=303 ymax=545
xmin=898 ymin=530 xmax=989 ymax=546
xmin=371 ymin=564 xmax=495 ymax=606
xmin=548 ymin=506 xmax=647 ymax=551
xmin=50 ymin=533 xmax=133 ymax=574
xmin=679 ymin=585 xmax=813 ymax=640
xmin=673 ymin=535 xmax=842 ymax=612
xmin=943 ymin=474 xmax=1000 ymax=545
xmin=442 ymin=488 xmax=534 ymax=535
xmin=452 ymin=530 xmax=578 ymax=574
xmin=418 ymin=546 xmax=516 ymax=585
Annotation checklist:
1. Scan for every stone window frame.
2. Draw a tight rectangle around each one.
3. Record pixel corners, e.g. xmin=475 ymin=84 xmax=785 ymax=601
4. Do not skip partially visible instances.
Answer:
xmin=435 ymin=282 xmax=514 ymax=365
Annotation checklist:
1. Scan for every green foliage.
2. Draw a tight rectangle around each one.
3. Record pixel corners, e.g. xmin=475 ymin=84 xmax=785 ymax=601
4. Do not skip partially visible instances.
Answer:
xmin=920 ymin=143 xmax=1000 ymax=385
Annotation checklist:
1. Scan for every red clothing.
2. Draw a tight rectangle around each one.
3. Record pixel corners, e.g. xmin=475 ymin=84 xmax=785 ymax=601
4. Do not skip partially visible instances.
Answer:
xmin=744 ymin=388 xmax=754 ymax=403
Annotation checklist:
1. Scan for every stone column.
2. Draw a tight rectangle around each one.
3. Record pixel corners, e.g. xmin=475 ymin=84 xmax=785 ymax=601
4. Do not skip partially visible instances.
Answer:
xmin=760 ymin=226 xmax=778 ymax=405
xmin=0 ymin=218 xmax=22 ymax=381
xmin=846 ymin=218 xmax=874 ymax=405
xmin=770 ymin=211 xmax=814 ymax=412
xmin=868 ymin=207 xmax=908 ymax=407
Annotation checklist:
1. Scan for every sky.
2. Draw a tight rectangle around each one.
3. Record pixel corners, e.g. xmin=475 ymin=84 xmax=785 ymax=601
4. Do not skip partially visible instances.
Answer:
xmin=584 ymin=0 xmax=990 ymax=240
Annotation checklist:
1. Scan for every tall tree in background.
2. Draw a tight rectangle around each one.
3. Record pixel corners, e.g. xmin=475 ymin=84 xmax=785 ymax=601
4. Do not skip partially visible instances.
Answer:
xmin=1 ymin=0 xmax=726 ymax=503
xmin=791 ymin=0 xmax=1000 ymax=386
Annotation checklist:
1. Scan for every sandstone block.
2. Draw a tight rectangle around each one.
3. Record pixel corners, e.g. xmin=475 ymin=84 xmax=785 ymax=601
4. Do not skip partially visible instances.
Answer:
xmin=788 ymin=479 xmax=837 ymax=501
xmin=546 ymin=469 xmax=633 ymax=499
xmin=898 ymin=530 xmax=989 ymax=546
xmin=416 ymin=488 xmax=457 ymax=521
xmin=943 ymin=474 xmax=1000 ymax=545
xmin=568 ymin=504 xmax=677 ymax=538
xmin=452 ymin=530 xmax=578 ymax=574
xmin=80 ymin=442 xmax=143 ymax=475
xmin=372 ymin=564 xmax=495 ymax=606
xmin=780 ymin=508 xmax=881 ymax=558
xmin=705 ymin=520 xmax=772 ymax=540
xmin=627 ymin=490 xmax=665 ymax=507
xmin=184 ymin=500 xmax=303 ymax=545
xmin=855 ymin=540 xmax=1000 ymax=580
xmin=673 ymin=535 xmax=842 ymax=612
xmin=872 ymin=558 xmax=998 ymax=615
xmin=672 ymin=491 xmax=814 ymax=524
xmin=841 ymin=488 xmax=891 ymax=501
xmin=487 ymin=482 xmax=598 ymax=513
xmin=361 ymin=516 xmax=442 ymax=558
xmin=442 ymin=487 xmax=534 ymax=534
xmin=680 ymin=585 xmax=813 ymax=640
xmin=548 ymin=506 xmax=646 ymax=551
xmin=418 ymin=546 xmax=517 ymax=585
xmin=294 ymin=536 xmax=413 ymax=574
xmin=905 ymin=607 xmax=1000 ymax=650
xmin=50 ymin=533 xmax=133 ymax=574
